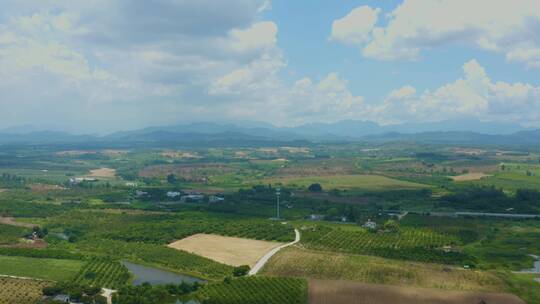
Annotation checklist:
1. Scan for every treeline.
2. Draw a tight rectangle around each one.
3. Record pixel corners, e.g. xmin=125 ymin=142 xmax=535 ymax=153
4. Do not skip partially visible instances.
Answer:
xmin=439 ymin=186 xmax=540 ymax=213
xmin=112 ymin=281 xmax=201 ymax=304
xmin=0 ymin=173 xmax=27 ymax=188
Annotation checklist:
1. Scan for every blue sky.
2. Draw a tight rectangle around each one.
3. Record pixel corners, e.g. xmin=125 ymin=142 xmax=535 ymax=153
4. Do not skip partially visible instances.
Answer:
xmin=264 ymin=0 xmax=539 ymax=101
xmin=1 ymin=0 xmax=540 ymax=133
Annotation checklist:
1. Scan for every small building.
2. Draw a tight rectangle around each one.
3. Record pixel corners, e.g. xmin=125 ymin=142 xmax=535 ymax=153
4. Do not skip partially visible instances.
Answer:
xmin=52 ymin=294 xmax=70 ymax=303
xmin=135 ymin=190 xmax=148 ymax=197
xmin=166 ymin=191 xmax=181 ymax=198
xmin=363 ymin=219 xmax=377 ymax=230
xmin=309 ymin=214 xmax=325 ymax=221
xmin=181 ymin=194 xmax=204 ymax=202
xmin=125 ymin=182 xmax=138 ymax=187
xmin=209 ymin=195 xmax=225 ymax=203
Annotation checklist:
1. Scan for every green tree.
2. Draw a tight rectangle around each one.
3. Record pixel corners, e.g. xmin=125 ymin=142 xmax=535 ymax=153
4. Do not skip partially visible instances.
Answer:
xmin=166 ymin=174 xmax=177 ymax=184
xmin=308 ymin=183 xmax=322 ymax=192
xmin=233 ymin=265 xmax=250 ymax=277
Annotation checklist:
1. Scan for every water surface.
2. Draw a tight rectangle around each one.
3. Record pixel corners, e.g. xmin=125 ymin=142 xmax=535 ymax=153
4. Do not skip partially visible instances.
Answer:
xmin=122 ymin=261 xmax=205 ymax=286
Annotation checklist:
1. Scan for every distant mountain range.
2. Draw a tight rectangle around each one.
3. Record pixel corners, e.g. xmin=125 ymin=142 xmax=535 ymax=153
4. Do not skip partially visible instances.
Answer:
xmin=0 ymin=119 xmax=538 ymax=147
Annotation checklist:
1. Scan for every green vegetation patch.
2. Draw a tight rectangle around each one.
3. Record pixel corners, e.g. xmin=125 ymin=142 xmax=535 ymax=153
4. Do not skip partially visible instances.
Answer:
xmin=264 ymin=174 xmax=429 ymax=191
xmin=74 ymin=257 xmax=130 ymax=289
xmin=0 ymin=223 xmax=28 ymax=244
xmin=300 ymin=224 xmax=473 ymax=265
xmin=196 ymin=276 xmax=308 ymax=304
xmin=0 ymin=255 xmax=83 ymax=281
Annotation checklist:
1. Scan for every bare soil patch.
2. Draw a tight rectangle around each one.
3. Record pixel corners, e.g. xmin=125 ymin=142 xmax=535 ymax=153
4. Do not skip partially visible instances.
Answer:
xmin=0 ymin=217 xmax=37 ymax=228
xmin=0 ymin=239 xmax=47 ymax=249
xmin=161 ymin=151 xmax=201 ymax=159
xmin=88 ymin=168 xmax=116 ymax=178
xmin=29 ymin=184 xmax=65 ymax=192
xmin=167 ymin=234 xmax=284 ymax=267
xmin=309 ymin=280 xmax=525 ymax=304
xmin=451 ymin=173 xmax=491 ymax=181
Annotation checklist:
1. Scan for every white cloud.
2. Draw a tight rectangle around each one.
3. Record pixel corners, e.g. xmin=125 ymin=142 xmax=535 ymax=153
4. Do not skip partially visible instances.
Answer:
xmin=333 ymin=0 xmax=540 ymax=68
xmin=374 ymin=59 xmax=540 ymax=126
xmin=228 ymin=21 xmax=278 ymax=52
xmin=331 ymin=6 xmax=379 ymax=44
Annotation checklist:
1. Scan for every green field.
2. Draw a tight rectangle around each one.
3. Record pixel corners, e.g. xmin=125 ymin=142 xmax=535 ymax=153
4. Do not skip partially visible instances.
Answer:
xmin=0 ymin=255 xmax=83 ymax=281
xmin=264 ymin=174 xmax=429 ymax=191
xmin=298 ymin=223 xmax=471 ymax=265
xmin=195 ymin=276 xmax=308 ymax=304
xmin=73 ymin=257 xmax=131 ymax=289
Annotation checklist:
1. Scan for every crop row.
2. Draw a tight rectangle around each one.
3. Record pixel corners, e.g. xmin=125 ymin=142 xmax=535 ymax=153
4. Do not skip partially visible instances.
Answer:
xmin=197 ymin=276 xmax=307 ymax=304
xmin=74 ymin=258 xmax=130 ymax=289
xmin=0 ymin=277 xmax=51 ymax=304
xmin=300 ymin=226 xmax=473 ymax=265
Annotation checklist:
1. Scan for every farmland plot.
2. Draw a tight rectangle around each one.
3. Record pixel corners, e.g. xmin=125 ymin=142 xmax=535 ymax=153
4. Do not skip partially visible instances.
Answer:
xmin=0 ymin=277 xmax=51 ymax=304
xmin=309 ymin=279 xmax=525 ymax=304
xmin=168 ymin=234 xmax=284 ymax=267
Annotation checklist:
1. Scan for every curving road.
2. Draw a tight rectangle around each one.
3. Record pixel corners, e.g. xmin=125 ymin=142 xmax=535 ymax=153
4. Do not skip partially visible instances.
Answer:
xmin=248 ymin=229 xmax=300 ymax=276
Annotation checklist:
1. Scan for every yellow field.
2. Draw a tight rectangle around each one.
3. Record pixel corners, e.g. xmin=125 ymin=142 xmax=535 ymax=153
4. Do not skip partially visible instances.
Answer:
xmin=451 ymin=173 xmax=491 ymax=181
xmin=167 ymin=234 xmax=283 ymax=267
xmin=88 ymin=167 xmax=116 ymax=178
xmin=309 ymin=279 xmax=525 ymax=304
xmin=0 ymin=277 xmax=51 ymax=304
xmin=263 ymin=174 xmax=428 ymax=191
xmin=262 ymin=247 xmax=506 ymax=292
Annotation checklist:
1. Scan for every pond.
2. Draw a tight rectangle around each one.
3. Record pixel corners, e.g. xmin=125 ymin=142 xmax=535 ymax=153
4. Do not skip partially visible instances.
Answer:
xmin=122 ymin=261 xmax=205 ymax=286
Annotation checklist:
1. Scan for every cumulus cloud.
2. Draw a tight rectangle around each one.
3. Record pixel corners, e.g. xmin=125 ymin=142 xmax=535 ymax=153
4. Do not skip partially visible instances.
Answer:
xmin=373 ymin=59 xmax=540 ymax=126
xmin=330 ymin=6 xmax=379 ymax=44
xmin=0 ymin=0 xmax=278 ymax=132
xmin=332 ymin=0 xmax=540 ymax=68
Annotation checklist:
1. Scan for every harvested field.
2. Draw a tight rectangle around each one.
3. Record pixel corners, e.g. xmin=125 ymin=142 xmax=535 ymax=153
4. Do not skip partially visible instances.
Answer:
xmin=167 ymin=233 xmax=284 ymax=267
xmin=29 ymin=183 xmax=65 ymax=192
xmin=161 ymin=150 xmax=201 ymax=159
xmin=0 ymin=239 xmax=47 ymax=249
xmin=88 ymin=167 xmax=116 ymax=178
xmin=451 ymin=173 xmax=491 ymax=181
xmin=0 ymin=277 xmax=52 ymax=304
xmin=309 ymin=279 xmax=525 ymax=304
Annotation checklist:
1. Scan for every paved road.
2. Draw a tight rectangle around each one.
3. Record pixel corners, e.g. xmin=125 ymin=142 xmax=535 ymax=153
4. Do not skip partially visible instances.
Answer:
xmin=248 ymin=229 xmax=300 ymax=276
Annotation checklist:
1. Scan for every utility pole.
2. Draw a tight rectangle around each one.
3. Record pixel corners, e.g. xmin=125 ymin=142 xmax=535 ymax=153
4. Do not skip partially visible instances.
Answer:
xmin=276 ymin=187 xmax=281 ymax=219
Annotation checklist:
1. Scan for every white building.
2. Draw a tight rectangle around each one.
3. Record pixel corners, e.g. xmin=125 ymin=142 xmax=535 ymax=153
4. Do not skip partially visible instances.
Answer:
xmin=166 ymin=191 xmax=181 ymax=198
xmin=363 ymin=219 xmax=377 ymax=230
xmin=209 ymin=195 xmax=225 ymax=203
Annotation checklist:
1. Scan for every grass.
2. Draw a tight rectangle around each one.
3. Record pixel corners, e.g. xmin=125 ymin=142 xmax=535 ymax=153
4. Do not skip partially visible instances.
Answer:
xmin=262 ymin=174 xmax=429 ymax=191
xmin=0 ymin=277 xmax=52 ymax=304
xmin=500 ymin=272 xmax=540 ymax=304
xmin=261 ymin=247 xmax=506 ymax=292
xmin=467 ymin=163 xmax=540 ymax=191
xmin=0 ymin=255 xmax=83 ymax=281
